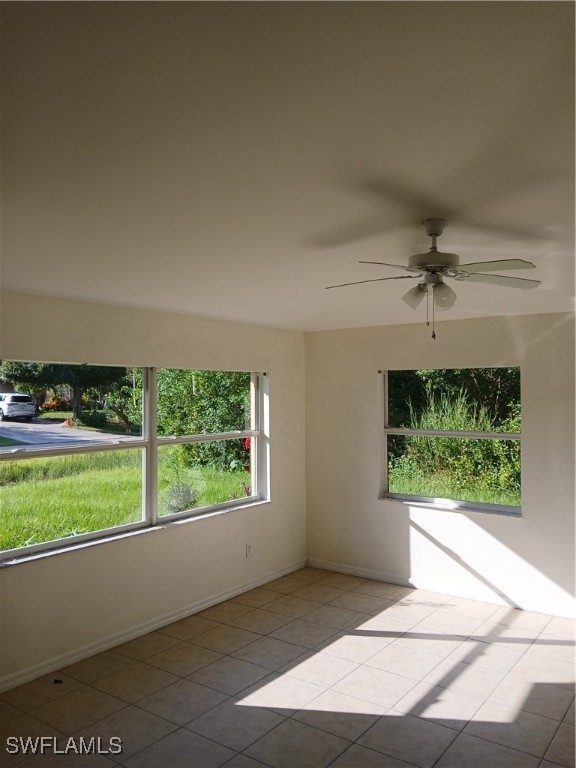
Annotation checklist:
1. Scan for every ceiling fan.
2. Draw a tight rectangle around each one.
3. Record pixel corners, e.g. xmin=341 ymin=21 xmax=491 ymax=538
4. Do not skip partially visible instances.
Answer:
xmin=326 ymin=219 xmax=540 ymax=337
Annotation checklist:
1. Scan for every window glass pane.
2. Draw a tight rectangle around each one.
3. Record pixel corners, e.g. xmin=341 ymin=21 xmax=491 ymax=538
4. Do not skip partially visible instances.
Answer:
xmin=0 ymin=363 xmax=143 ymax=453
xmin=0 ymin=450 xmax=143 ymax=552
xmin=388 ymin=368 xmax=520 ymax=431
xmin=158 ymin=439 xmax=252 ymax=516
xmin=156 ymin=369 xmax=251 ymax=437
xmin=388 ymin=435 xmax=521 ymax=507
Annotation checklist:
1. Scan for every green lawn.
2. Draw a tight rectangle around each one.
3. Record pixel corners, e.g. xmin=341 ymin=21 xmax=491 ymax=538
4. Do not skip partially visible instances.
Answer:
xmin=0 ymin=451 xmax=250 ymax=551
xmin=388 ymin=466 xmax=520 ymax=507
xmin=0 ymin=437 xmax=26 ymax=447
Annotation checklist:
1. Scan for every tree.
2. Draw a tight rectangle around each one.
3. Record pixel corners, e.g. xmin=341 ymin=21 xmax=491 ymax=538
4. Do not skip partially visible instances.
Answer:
xmin=0 ymin=362 xmax=126 ymax=418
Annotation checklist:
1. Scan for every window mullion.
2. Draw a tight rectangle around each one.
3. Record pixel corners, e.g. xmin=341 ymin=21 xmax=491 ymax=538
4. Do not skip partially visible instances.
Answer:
xmin=143 ymin=367 xmax=158 ymax=526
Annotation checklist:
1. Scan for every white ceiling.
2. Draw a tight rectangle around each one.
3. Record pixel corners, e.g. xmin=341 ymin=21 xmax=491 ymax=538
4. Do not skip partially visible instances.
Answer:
xmin=2 ymin=2 xmax=574 ymax=331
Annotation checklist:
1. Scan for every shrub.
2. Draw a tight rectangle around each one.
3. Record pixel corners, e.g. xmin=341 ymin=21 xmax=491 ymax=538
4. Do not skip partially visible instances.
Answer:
xmin=76 ymin=409 xmax=109 ymax=429
xmin=164 ymin=483 xmax=199 ymax=514
xmin=42 ymin=396 xmax=70 ymax=412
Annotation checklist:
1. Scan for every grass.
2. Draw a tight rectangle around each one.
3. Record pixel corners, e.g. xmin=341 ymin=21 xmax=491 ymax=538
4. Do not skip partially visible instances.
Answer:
xmin=388 ymin=465 xmax=520 ymax=507
xmin=0 ymin=437 xmax=26 ymax=447
xmin=0 ymin=451 xmax=251 ymax=551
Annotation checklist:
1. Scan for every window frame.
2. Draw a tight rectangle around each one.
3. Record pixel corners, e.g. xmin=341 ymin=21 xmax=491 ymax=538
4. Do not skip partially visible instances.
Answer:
xmin=379 ymin=369 xmax=522 ymax=516
xmin=0 ymin=367 xmax=269 ymax=561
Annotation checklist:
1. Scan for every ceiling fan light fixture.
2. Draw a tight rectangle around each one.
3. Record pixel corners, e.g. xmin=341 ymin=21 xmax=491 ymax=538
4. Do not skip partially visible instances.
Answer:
xmin=402 ymin=283 xmax=427 ymax=309
xmin=433 ymin=281 xmax=457 ymax=310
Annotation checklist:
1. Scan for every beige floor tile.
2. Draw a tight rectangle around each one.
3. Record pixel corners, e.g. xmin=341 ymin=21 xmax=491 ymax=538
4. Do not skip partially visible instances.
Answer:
xmin=1 ymin=674 xmax=84 ymax=713
xmin=136 ymin=679 xmax=228 ymax=726
xmin=302 ymin=605 xmax=367 ymax=630
xmin=72 ymin=705 xmax=177 ymax=760
xmin=391 ymin=630 xmax=465 ymax=659
xmin=358 ymin=710 xmax=457 ymax=768
xmin=400 ymin=589 xmax=450 ymax=606
xmin=236 ymin=673 xmax=325 ymax=716
xmin=264 ymin=595 xmax=322 ymax=619
xmin=464 ymin=700 xmax=559 ymax=757
xmin=189 ymin=656 xmax=270 ymax=696
xmin=283 ymin=650 xmax=358 ymax=688
xmin=441 ymin=596 xmax=501 ymax=621
xmin=122 ymin=727 xmax=235 ymax=768
xmin=544 ymin=722 xmax=575 ymax=767
xmin=146 ymin=642 xmax=222 ymax=677
xmin=471 ymin=620 xmax=539 ymax=651
xmin=545 ymin=617 xmax=575 ymax=640
xmin=289 ymin=567 xmax=333 ymax=582
xmin=423 ymin=656 xmax=506 ymax=700
xmin=317 ymin=573 xmax=370 ymax=591
xmin=376 ymin=603 xmax=437 ymax=627
xmin=261 ymin=576 xmax=307 ymax=594
xmin=490 ymin=606 xmax=552 ymax=633
xmin=269 ymin=619 xmax=339 ymax=649
xmin=417 ymin=610 xmax=485 ymax=637
xmin=223 ymin=755 xmax=270 ymax=768
xmin=434 ymin=732 xmax=540 ymax=768
xmin=564 ymin=699 xmax=575 ymax=725
xmin=330 ymin=593 xmax=393 ymax=616
xmin=488 ymin=674 xmax=574 ymax=721
xmin=351 ymin=614 xmax=413 ymax=638
xmin=230 ymin=588 xmax=279 ymax=609
xmin=330 ymin=743 xmax=415 ymax=767
xmin=292 ymin=689 xmax=386 ymax=741
xmin=290 ymin=584 xmax=347 ymax=604
xmin=227 ymin=609 xmax=293 ymax=635
xmin=16 ymin=751 xmax=116 ymax=767
xmin=444 ymin=638 xmax=525 ymax=673
xmin=92 ymin=662 xmax=179 ymax=703
xmin=394 ymin=680 xmax=484 ymax=730
xmin=0 ymin=699 xmax=25 ymax=724
xmin=186 ymin=697 xmax=284 ymax=751
xmin=332 ymin=666 xmax=418 ymax=709
xmin=321 ymin=629 xmax=393 ymax=663
xmin=114 ymin=631 xmax=181 ymax=660
xmin=530 ymin=634 xmax=576 ymax=664
xmin=245 ymin=718 xmax=350 ymax=768
xmin=197 ymin=601 xmax=252 ymax=623
xmin=509 ymin=653 xmax=575 ymax=690
xmin=366 ymin=644 xmax=443 ymax=680
xmin=31 ymin=687 xmax=126 ymax=735
xmin=0 ymin=713 xmax=66 ymax=768
xmin=60 ymin=651 xmax=136 ymax=685
xmin=353 ymin=582 xmax=411 ymax=601
xmin=156 ymin=615 xmax=221 ymax=641
xmin=232 ymin=636 xmax=308 ymax=670
xmin=191 ymin=625 xmax=260 ymax=654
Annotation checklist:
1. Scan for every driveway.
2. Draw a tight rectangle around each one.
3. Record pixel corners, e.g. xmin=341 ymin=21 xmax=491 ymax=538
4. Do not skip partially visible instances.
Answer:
xmin=0 ymin=418 xmax=132 ymax=449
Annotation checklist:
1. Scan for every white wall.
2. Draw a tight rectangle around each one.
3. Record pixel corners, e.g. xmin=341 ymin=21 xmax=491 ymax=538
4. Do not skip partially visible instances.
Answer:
xmin=305 ymin=313 xmax=575 ymax=618
xmin=0 ymin=293 xmax=307 ymax=689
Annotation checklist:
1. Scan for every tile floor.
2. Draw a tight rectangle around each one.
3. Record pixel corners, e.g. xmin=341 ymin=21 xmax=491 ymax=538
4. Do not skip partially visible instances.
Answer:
xmin=1 ymin=567 xmax=574 ymax=768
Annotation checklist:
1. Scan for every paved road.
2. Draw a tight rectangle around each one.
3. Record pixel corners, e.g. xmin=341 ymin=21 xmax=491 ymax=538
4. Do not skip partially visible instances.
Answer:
xmin=0 ymin=418 xmax=135 ymax=450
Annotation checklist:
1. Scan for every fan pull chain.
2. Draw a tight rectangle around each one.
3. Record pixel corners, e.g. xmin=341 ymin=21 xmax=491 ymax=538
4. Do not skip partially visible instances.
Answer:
xmin=432 ymin=295 xmax=436 ymax=340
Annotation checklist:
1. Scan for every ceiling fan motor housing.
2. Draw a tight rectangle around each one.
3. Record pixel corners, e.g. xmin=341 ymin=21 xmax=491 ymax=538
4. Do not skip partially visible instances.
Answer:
xmin=408 ymin=251 xmax=460 ymax=270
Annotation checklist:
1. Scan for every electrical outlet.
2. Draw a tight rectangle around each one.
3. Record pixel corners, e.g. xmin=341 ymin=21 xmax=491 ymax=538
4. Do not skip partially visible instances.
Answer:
xmin=245 ymin=543 xmax=252 ymax=558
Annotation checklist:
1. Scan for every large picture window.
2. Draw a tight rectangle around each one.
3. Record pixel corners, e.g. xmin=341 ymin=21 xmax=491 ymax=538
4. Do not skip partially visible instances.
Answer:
xmin=0 ymin=362 xmax=268 ymax=559
xmin=382 ymin=367 xmax=521 ymax=514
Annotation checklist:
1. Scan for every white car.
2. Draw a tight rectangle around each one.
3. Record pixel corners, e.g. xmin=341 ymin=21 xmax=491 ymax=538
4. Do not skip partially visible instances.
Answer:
xmin=0 ymin=393 xmax=36 ymax=421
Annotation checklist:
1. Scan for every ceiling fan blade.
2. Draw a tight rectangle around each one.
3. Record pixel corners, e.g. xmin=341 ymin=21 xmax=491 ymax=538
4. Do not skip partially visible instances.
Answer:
xmin=459 ymin=259 xmax=536 ymax=273
xmin=466 ymin=273 xmax=541 ymax=289
xmin=325 ymin=275 xmax=420 ymax=290
xmin=359 ymin=260 xmax=423 ymax=273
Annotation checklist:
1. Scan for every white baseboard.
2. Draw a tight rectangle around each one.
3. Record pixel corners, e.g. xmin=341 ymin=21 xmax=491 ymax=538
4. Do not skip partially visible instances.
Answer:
xmin=0 ymin=558 xmax=306 ymax=693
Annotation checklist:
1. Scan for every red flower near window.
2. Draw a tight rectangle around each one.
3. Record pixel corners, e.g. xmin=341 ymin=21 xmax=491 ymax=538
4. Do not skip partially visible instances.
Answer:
xmin=244 ymin=437 xmax=251 ymax=451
